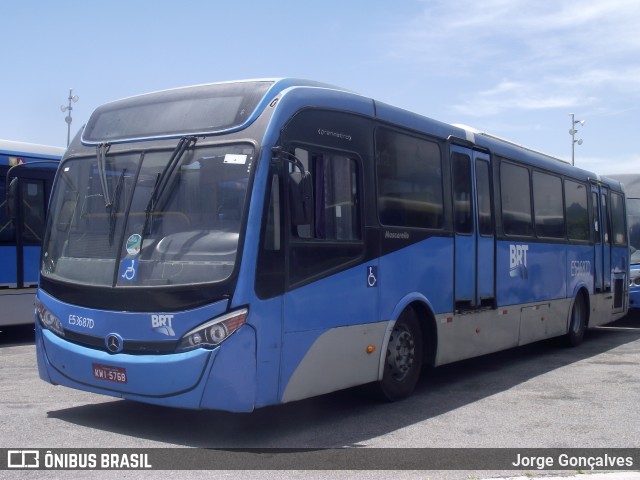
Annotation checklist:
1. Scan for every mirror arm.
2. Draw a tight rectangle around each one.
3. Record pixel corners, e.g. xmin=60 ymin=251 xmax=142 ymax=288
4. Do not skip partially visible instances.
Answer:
xmin=271 ymin=147 xmax=307 ymax=175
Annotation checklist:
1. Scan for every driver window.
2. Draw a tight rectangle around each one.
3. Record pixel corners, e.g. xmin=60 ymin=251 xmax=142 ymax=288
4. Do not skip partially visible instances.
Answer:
xmin=291 ymin=147 xmax=360 ymax=242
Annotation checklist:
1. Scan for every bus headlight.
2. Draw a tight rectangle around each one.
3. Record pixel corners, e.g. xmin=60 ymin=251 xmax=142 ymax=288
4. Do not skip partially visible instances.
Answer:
xmin=176 ymin=308 xmax=247 ymax=352
xmin=35 ymin=298 xmax=65 ymax=337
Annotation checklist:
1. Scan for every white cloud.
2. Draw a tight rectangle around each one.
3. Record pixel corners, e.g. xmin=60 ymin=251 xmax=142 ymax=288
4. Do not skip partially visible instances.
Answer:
xmin=389 ymin=0 xmax=640 ymax=117
xmin=453 ymin=79 xmax=589 ymax=116
xmin=574 ymin=153 xmax=640 ymax=175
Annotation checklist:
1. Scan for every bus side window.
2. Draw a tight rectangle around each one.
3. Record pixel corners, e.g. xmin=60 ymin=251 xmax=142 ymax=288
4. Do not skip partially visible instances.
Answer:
xmin=286 ymin=147 xmax=363 ymax=286
xmin=452 ymin=152 xmax=472 ymax=234
xmin=476 ymin=159 xmax=494 ymax=236
xmin=533 ymin=171 xmax=564 ymax=239
xmin=611 ymin=192 xmax=627 ymax=245
xmin=602 ymin=193 xmax=610 ymax=244
xmin=375 ymin=128 xmax=444 ymax=230
xmin=501 ymin=162 xmax=532 ymax=237
xmin=592 ymin=192 xmax=600 ymax=243
xmin=564 ymin=180 xmax=589 ymax=241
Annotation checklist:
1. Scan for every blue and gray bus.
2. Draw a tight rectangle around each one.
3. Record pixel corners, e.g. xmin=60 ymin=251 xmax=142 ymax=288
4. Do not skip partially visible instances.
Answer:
xmin=34 ymin=79 xmax=628 ymax=411
xmin=605 ymin=174 xmax=640 ymax=309
xmin=1 ymin=140 xmax=63 ymax=327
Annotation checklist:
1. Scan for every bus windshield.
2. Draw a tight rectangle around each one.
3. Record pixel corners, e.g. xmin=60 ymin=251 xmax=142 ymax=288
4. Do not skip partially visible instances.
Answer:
xmin=628 ymin=197 xmax=640 ymax=264
xmin=41 ymin=142 xmax=254 ymax=287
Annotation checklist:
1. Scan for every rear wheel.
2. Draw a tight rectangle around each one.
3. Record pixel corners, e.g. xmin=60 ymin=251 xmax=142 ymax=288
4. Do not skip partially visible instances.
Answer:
xmin=377 ymin=309 xmax=423 ymax=401
xmin=564 ymin=293 xmax=586 ymax=347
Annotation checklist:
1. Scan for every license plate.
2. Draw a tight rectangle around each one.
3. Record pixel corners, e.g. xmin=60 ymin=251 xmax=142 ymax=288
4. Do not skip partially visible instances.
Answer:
xmin=93 ymin=363 xmax=127 ymax=384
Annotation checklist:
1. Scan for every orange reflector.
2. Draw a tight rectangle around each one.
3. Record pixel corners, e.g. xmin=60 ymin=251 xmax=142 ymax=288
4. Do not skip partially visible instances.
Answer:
xmin=366 ymin=345 xmax=376 ymax=354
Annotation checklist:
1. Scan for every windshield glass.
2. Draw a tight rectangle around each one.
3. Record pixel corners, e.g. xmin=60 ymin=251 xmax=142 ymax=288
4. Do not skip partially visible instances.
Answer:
xmin=628 ymin=198 xmax=640 ymax=264
xmin=42 ymin=143 xmax=254 ymax=287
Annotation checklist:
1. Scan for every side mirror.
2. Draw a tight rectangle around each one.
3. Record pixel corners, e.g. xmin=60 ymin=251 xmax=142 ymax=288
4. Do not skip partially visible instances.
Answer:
xmin=6 ymin=177 xmax=18 ymax=221
xmin=289 ymin=171 xmax=313 ymax=226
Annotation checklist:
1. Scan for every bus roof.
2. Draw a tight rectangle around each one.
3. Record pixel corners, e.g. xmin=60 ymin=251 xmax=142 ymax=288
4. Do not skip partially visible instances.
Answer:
xmin=0 ymin=139 xmax=65 ymax=159
xmin=76 ymin=78 xmax=616 ymax=189
xmin=82 ymin=79 xmax=341 ymax=144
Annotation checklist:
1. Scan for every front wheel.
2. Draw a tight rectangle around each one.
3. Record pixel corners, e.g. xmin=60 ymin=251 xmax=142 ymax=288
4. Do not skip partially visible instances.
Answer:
xmin=563 ymin=293 xmax=586 ymax=347
xmin=377 ymin=309 xmax=423 ymax=401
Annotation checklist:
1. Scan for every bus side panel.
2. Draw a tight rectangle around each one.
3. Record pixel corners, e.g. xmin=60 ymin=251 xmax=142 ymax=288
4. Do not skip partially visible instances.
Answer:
xmin=279 ymin=262 xmax=381 ymax=403
xmin=22 ymin=246 xmax=41 ymax=285
xmin=279 ymin=328 xmax=329 ymax=402
xmin=0 ymin=289 xmax=36 ymax=327
xmin=378 ymin=236 xmax=454 ymax=320
xmin=589 ymin=245 xmax=628 ymax=325
xmin=435 ymin=307 xmax=519 ymax=365
xmin=611 ymin=245 xmax=629 ymax=319
xmin=248 ymin=297 xmax=285 ymax=409
xmin=496 ymin=241 xmax=566 ymax=306
xmin=200 ymin=325 xmax=257 ymax=412
xmin=561 ymin=243 xmax=595 ymax=333
xmin=0 ymin=246 xmax=17 ymax=286
xmin=280 ymin=322 xmax=388 ymax=403
xmin=566 ymin=244 xmax=595 ymax=298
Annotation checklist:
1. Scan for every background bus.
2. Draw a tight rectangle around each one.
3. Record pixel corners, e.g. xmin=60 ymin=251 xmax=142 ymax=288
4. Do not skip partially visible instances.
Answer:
xmin=605 ymin=174 xmax=640 ymax=308
xmin=34 ymin=79 xmax=628 ymax=411
xmin=1 ymin=140 xmax=64 ymax=327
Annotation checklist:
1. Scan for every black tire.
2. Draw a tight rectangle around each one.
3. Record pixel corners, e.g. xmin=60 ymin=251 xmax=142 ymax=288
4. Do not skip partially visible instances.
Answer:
xmin=377 ymin=308 xmax=423 ymax=401
xmin=564 ymin=293 xmax=586 ymax=347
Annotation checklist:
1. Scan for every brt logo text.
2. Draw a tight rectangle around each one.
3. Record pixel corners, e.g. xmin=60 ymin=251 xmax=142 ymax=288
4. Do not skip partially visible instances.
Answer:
xmin=509 ymin=244 xmax=529 ymax=279
xmin=151 ymin=314 xmax=175 ymax=337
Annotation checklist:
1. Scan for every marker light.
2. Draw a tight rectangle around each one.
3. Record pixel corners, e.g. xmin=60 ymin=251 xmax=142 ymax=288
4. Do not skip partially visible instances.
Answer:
xmin=176 ymin=308 xmax=248 ymax=352
xmin=35 ymin=298 xmax=65 ymax=337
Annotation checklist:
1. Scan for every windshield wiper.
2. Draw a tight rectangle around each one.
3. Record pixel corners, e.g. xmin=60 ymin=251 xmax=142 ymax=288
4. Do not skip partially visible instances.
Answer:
xmin=96 ymin=143 xmax=112 ymax=207
xmin=143 ymin=136 xmax=197 ymax=235
xmin=108 ymin=167 xmax=128 ymax=245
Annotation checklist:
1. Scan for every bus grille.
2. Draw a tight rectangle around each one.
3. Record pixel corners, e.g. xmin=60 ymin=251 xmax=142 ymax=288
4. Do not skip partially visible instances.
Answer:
xmin=62 ymin=329 xmax=178 ymax=354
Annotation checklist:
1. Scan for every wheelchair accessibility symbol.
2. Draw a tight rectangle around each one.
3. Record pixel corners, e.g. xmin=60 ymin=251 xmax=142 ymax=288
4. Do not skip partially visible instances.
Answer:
xmin=119 ymin=258 xmax=138 ymax=282
xmin=367 ymin=266 xmax=378 ymax=288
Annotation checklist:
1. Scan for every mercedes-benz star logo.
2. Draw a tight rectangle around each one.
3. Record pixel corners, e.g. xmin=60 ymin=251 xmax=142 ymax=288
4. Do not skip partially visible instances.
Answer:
xmin=105 ymin=333 xmax=124 ymax=353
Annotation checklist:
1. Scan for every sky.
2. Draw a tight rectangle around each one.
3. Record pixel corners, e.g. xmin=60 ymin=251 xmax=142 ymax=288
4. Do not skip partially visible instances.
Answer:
xmin=2 ymin=0 xmax=639 ymax=175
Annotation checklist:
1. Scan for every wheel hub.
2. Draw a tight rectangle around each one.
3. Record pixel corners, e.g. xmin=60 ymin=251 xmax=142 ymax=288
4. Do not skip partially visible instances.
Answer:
xmin=386 ymin=325 xmax=415 ymax=381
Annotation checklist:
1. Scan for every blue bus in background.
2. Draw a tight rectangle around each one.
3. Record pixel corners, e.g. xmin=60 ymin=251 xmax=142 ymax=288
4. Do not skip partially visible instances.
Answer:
xmin=1 ymin=140 xmax=63 ymax=327
xmin=34 ymin=79 xmax=628 ymax=411
xmin=606 ymin=174 xmax=640 ymax=309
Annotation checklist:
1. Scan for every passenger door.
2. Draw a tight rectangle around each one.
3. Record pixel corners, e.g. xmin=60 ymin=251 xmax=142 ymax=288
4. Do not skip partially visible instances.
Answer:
xmin=592 ymin=184 xmax=612 ymax=293
xmin=0 ymin=175 xmax=47 ymax=289
xmin=451 ymin=145 xmax=495 ymax=310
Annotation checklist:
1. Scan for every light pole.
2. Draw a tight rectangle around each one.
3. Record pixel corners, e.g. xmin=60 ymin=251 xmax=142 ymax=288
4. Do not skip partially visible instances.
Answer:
xmin=61 ymin=89 xmax=79 ymax=147
xmin=569 ymin=113 xmax=585 ymax=166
